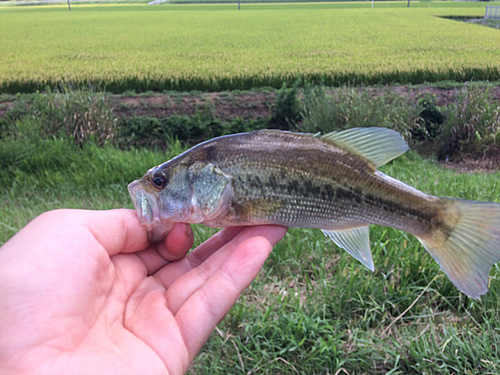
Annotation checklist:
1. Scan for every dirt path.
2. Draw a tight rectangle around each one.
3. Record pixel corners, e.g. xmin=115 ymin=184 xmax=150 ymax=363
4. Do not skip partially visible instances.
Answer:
xmin=111 ymin=86 xmax=500 ymax=121
xmin=2 ymin=85 xmax=500 ymax=122
xmin=110 ymin=91 xmax=276 ymax=121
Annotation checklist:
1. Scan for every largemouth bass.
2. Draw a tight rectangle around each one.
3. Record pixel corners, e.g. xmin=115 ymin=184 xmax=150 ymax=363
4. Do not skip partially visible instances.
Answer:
xmin=128 ymin=128 xmax=500 ymax=299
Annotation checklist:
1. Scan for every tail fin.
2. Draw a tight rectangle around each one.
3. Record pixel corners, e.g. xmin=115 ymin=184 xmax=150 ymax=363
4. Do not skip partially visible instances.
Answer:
xmin=418 ymin=199 xmax=500 ymax=299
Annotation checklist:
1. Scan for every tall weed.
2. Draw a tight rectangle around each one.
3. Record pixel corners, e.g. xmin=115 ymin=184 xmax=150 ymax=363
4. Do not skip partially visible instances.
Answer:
xmin=31 ymin=86 xmax=117 ymax=146
xmin=439 ymin=88 xmax=500 ymax=160
xmin=0 ymin=94 xmax=33 ymax=139
xmin=294 ymin=85 xmax=421 ymax=141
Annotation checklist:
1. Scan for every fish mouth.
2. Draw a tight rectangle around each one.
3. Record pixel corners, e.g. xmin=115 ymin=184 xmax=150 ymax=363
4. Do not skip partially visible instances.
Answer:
xmin=128 ymin=179 xmax=159 ymax=226
xmin=128 ymin=179 xmax=175 ymax=244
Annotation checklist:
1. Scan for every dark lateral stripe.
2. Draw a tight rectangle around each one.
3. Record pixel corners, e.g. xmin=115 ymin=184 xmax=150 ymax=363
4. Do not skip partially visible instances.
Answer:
xmin=235 ymin=170 xmax=455 ymax=239
xmin=364 ymin=193 xmax=433 ymax=223
xmin=241 ymin=173 xmax=438 ymax=223
xmin=363 ymin=194 xmax=453 ymax=239
xmin=240 ymin=173 xmax=363 ymax=204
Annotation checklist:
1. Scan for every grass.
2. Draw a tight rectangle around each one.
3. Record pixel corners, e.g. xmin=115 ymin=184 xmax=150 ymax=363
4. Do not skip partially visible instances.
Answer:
xmin=1 ymin=122 xmax=500 ymax=373
xmin=1 ymin=0 xmax=499 ymax=370
xmin=1 ymin=2 xmax=500 ymax=92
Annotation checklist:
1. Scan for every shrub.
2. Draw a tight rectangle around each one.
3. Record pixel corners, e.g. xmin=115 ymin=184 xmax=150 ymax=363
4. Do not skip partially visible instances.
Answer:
xmin=412 ymin=93 xmax=444 ymax=141
xmin=271 ymin=81 xmax=301 ymax=128
xmin=118 ymin=103 xmax=224 ymax=149
xmin=118 ymin=112 xmax=269 ymax=149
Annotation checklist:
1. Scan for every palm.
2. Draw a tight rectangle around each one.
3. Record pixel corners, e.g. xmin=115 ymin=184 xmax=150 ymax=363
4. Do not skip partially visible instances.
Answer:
xmin=0 ymin=209 xmax=287 ymax=375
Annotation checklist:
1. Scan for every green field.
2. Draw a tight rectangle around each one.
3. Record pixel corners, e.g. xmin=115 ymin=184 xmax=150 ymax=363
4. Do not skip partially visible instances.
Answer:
xmin=2 ymin=2 xmax=500 ymax=373
xmin=1 ymin=123 xmax=500 ymax=373
xmin=1 ymin=2 xmax=500 ymax=92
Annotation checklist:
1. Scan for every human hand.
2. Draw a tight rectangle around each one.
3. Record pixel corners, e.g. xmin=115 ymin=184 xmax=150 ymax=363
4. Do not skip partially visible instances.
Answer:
xmin=0 ymin=209 xmax=287 ymax=375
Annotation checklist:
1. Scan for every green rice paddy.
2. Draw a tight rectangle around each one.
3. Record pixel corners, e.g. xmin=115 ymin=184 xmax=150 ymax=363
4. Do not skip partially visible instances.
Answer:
xmin=1 ymin=2 xmax=499 ymax=92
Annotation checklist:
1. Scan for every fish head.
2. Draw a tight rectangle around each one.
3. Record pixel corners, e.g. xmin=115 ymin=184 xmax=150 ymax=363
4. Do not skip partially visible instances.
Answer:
xmin=128 ymin=153 xmax=234 ymax=243
xmin=128 ymin=161 xmax=195 ymax=244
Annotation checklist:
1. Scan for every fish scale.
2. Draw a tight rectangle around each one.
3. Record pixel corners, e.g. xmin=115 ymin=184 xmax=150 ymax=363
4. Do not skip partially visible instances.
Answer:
xmin=128 ymin=128 xmax=500 ymax=299
xmin=212 ymin=144 xmax=436 ymax=235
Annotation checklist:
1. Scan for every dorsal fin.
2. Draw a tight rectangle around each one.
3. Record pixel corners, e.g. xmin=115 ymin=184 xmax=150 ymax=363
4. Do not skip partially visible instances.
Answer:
xmin=321 ymin=127 xmax=409 ymax=168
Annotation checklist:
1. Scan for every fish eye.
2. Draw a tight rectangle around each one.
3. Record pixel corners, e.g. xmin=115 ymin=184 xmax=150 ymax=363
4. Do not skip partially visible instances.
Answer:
xmin=151 ymin=172 xmax=168 ymax=190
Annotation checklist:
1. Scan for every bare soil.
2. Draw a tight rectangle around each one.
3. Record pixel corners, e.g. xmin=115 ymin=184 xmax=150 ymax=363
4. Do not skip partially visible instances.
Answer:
xmin=106 ymin=85 xmax=500 ymax=122
xmin=440 ymin=153 xmax=500 ymax=173
xmin=110 ymin=91 xmax=276 ymax=121
xmin=2 ymin=85 xmax=500 ymax=122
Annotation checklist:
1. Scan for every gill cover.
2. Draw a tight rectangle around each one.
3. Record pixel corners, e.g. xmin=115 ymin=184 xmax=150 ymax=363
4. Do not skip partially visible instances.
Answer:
xmin=188 ymin=162 xmax=234 ymax=221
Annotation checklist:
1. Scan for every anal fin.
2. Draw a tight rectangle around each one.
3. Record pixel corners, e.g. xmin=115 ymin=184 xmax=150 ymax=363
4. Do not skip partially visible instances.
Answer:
xmin=322 ymin=226 xmax=374 ymax=271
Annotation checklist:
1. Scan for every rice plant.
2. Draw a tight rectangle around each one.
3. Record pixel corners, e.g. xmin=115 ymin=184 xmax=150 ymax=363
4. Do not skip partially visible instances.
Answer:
xmin=1 ymin=2 xmax=499 ymax=93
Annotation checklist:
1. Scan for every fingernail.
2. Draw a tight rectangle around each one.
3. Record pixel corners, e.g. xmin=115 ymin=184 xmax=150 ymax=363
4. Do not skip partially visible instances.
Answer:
xmin=185 ymin=225 xmax=194 ymax=240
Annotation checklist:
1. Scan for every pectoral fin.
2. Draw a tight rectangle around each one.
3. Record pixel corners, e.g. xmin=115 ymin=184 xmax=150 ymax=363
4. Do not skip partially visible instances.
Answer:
xmin=322 ymin=226 xmax=374 ymax=271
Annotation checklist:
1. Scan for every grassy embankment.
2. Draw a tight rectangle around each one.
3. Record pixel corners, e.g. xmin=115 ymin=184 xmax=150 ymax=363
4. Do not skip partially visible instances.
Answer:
xmin=1 ymin=86 xmax=500 ymax=374
xmin=1 ymin=2 xmax=500 ymax=92
xmin=2 ymin=1 xmax=500 ymax=372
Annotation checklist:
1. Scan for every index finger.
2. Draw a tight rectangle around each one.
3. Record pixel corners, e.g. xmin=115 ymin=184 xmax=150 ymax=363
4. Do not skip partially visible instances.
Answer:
xmin=82 ymin=209 xmax=150 ymax=255
xmin=1 ymin=209 xmax=148 ymax=255
xmin=81 ymin=209 xmax=194 ymax=262
xmin=24 ymin=209 xmax=191 ymax=260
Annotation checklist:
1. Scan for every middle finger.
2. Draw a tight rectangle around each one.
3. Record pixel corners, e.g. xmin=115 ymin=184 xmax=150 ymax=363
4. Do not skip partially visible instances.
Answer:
xmin=153 ymin=226 xmax=245 ymax=288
